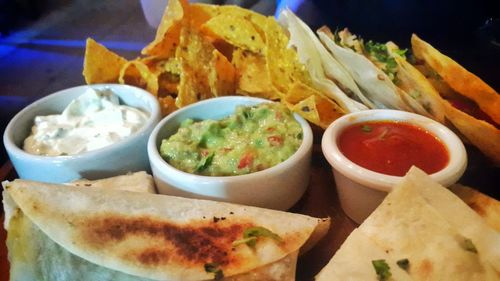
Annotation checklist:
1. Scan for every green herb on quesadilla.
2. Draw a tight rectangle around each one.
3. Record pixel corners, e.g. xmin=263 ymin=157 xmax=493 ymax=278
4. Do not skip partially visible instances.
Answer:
xmin=232 ymin=226 xmax=282 ymax=248
xmin=204 ymin=262 xmax=224 ymax=280
xmin=396 ymin=258 xmax=410 ymax=272
xmin=372 ymin=259 xmax=392 ymax=281
xmin=364 ymin=41 xmax=407 ymax=83
xmin=461 ymin=238 xmax=478 ymax=253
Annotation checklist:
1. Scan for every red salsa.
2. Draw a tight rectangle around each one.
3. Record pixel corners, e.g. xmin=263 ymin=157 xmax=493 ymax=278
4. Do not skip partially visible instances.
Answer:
xmin=338 ymin=121 xmax=449 ymax=176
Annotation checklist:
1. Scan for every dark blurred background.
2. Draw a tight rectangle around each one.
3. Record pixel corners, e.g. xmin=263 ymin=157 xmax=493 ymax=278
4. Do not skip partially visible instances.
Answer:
xmin=306 ymin=0 xmax=500 ymax=90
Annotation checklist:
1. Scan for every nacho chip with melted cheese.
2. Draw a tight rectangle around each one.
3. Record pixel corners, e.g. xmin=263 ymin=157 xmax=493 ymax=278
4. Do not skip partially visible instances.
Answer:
xmin=316 ymin=167 xmax=500 ymax=281
xmin=2 ymin=179 xmax=329 ymax=281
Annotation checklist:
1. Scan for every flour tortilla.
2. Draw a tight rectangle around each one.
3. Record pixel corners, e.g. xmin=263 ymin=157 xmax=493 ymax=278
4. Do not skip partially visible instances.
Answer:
xmin=411 ymin=34 xmax=500 ymax=124
xmin=68 ymin=171 xmax=156 ymax=194
xmin=411 ymin=34 xmax=500 ymax=164
xmin=3 ymin=179 xmax=329 ymax=281
xmin=316 ymin=167 xmax=500 ymax=281
xmin=450 ymin=184 xmax=500 ymax=232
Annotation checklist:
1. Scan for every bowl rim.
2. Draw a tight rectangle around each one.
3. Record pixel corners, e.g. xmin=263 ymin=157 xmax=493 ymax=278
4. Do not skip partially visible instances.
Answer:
xmin=3 ymin=84 xmax=161 ymax=162
xmin=147 ymin=95 xmax=313 ymax=183
xmin=321 ymin=109 xmax=467 ymax=192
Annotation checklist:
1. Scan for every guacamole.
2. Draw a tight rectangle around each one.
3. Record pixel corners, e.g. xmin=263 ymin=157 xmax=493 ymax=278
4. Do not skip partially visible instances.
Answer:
xmin=160 ymin=103 xmax=303 ymax=176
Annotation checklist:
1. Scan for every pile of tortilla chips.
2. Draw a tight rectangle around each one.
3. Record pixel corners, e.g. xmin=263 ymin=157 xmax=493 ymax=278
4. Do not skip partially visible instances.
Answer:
xmin=82 ymin=0 xmax=342 ymax=128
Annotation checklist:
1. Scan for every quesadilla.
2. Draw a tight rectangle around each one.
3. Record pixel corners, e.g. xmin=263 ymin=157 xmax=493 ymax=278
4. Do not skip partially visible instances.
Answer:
xmin=317 ymin=27 xmax=446 ymax=122
xmin=411 ymin=34 xmax=500 ymax=165
xmin=450 ymin=183 xmax=500 ymax=232
xmin=316 ymin=167 xmax=500 ymax=281
xmin=2 ymin=179 xmax=329 ymax=281
xmin=68 ymin=171 xmax=157 ymax=194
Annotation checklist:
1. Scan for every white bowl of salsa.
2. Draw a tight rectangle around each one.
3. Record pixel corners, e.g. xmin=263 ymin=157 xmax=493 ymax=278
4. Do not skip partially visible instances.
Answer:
xmin=321 ymin=109 xmax=467 ymax=223
xmin=147 ymin=96 xmax=313 ymax=210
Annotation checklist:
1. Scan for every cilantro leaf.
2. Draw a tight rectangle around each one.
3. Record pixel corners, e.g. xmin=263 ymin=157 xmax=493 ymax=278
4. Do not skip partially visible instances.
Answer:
xmin=204 ymin=263 xmax=224 ymax=280
xmin=372 ymin=259 xmax=392 ymax=281
xmin=232 ymin=226 xmax=282 ymax=248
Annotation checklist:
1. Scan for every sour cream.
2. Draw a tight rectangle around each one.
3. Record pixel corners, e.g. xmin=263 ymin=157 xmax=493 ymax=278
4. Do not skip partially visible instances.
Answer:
xmin=23 ymin=88 xmax=149 ymax=156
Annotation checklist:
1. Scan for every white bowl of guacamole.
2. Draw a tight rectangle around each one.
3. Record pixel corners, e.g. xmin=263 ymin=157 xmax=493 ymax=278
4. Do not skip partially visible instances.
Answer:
xmin=148 ymin=96 xmax=313 ymax=210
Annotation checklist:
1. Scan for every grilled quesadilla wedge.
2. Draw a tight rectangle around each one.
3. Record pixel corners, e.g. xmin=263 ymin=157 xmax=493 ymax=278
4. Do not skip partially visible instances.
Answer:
xmin=450 ymin=184 xmax=500 ymax=232
xmin=2 ymin=180 xmax=329 ymax=281
xmin=385 ymin=41 xmax=446 ymax=123
xmin=411 ymin=34 xmax=500 ymax=124
xmin=316 ymin=167 xmax=500 ymax=281
xmin=411 ymin=34 xmax=500 ymax=164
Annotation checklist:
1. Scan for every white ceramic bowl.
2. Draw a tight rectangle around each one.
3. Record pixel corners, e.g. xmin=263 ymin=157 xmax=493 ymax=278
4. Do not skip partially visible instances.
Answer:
xmin=148 ymin=96 xmax=313 ymax=210
xmin=3 ymin=84 xmax=161 ymax=183
xmin=322 ymin=109 xmax=467 ymax=223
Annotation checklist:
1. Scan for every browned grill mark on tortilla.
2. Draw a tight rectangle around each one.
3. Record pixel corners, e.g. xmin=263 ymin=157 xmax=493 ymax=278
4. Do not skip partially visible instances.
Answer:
xmin=81 ymin=214 xmax=253 ymax=267
xmin=468 ymin=201 xmax=486 ymax=217
xmin=417 ymin=259 xmax=433 ymax=278
xmin=137 ymin=248 xmax=170 ymax=266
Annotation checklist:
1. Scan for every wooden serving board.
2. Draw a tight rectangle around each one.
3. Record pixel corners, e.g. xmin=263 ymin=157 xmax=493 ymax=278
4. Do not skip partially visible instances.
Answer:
xmin=0 ymin=142 xmax=497 ymax=281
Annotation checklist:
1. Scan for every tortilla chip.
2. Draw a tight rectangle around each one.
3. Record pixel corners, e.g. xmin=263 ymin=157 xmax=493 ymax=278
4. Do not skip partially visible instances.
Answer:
xmin=139 ymin=56 xmax=180 ymax=76
xmin=441 ymin=99 xmax=500 ymax=165
xmin=450 ymin=184 xmax=500 ymax=232
xmin=137 ymin=56 xmax=180 ymax=98
xmin=216 ymin=5 xmax=267 ymax=37
xmin=411 ymin=34 xmax=500 ymax=124
xmin=201 ymin=14 xmax=265 ymax=54
xmin=118 ymin=60 xmax=158 ymax=95
xmin=158 ymin=95 xmax=178 ymax=116
xmin=188 ymin=3 xmax=220 ymax=29
xmin=232 ymin=48 xmax=279 ymax=99
xmin=209 ymin=49 xmax=235 ymax=96
xmin=264 ymin=17 xmax=311 ymax=95
xmin=157 ymin=72 xmax=179 ymax=96
xmin=286 ymin=82 xmax=344 ymax=129
xmin=175 ymin=26 xmax=215 ymax=107
xmin=83 ymin=38 xmax=127 ymax=84
xmin=141 ymin=0 xmax=188 ymax=57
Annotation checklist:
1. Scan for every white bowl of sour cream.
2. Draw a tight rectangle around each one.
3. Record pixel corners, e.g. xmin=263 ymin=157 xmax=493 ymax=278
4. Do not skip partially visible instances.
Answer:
xmin=3 ymin=84 xmax=161 ymax=183
xmin=147 ymin=96 xmax=313 ymax=210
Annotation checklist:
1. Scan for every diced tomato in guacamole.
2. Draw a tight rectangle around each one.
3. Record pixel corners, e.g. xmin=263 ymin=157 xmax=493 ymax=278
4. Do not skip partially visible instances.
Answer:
xmin=160 ymin=103 xmax=303 ymax=176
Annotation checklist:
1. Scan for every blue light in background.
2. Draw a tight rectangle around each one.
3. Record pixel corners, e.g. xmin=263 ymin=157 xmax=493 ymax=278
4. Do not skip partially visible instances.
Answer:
xmin=275 ymin=0 xmax=305 ymax=18
xmin=0 ymin=37 xmax=147 ymax=58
